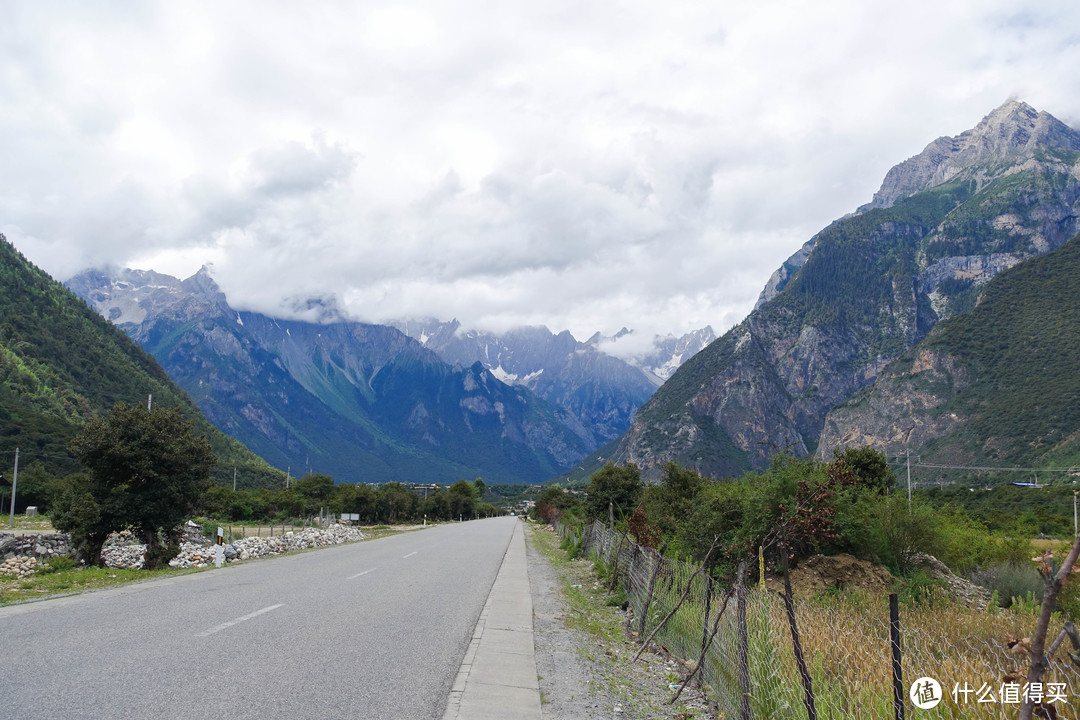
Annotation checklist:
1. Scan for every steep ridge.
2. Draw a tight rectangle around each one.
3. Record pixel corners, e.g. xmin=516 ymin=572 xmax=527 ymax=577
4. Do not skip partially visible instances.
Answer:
xmin=69 ymin=269 xmax=593 ymax=484
xmin=818 ymin=233 xmax=1080 ymax=468
xmin=611 ymin=100 xmax=1080 ymax=480
xmin=0 ymin=236 xmax=277 ymax=488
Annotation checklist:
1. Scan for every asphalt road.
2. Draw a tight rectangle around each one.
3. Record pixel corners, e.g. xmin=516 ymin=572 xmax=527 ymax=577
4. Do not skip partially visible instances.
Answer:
xmin=0 ymin=517 xmax=517 ymax=720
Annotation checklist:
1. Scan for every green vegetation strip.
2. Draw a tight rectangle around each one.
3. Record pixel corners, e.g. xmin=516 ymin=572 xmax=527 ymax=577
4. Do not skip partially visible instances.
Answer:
xmin=0 ymin=564 xmax=204 ymax=606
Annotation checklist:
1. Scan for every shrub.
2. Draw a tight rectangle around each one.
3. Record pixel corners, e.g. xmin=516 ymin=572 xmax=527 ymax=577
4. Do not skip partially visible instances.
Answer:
xmin=38 ymin=555 xmax=76 ymax=574
xmin=969 ymin=561 xmax=1044 ymax=609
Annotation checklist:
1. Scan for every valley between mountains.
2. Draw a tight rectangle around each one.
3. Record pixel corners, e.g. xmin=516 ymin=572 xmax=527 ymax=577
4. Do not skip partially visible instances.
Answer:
xmin=4 ymin=99 xmax=1080 ymax=491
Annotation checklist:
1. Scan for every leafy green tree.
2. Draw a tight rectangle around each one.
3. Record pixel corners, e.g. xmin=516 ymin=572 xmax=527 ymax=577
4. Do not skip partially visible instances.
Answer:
xmin=476 ymin=502 xmax=500 ymax=518
xmin=535 ymin=485 xmax=576 ymax=511
xmin=585 ymin=463 xmax=642 ymax=523
xmin=294 ymin=473 xmax=335 ymax=514
xmin=473 ymin=477 xmax=487 ymax=502
xmin=54 ymin=404 xmax=215 ymax=568
xmin=448 ymin=480 xmax=476 ymax=519
xmin=340 ymin=483 xmax=377 ymax=521
xmin=832 ymin=446 xmax=895 ymax=494
xmin=376 ymin=482 xmax=416 ymax=523
xmin=422 ymin=487 xmax=451 ymax=521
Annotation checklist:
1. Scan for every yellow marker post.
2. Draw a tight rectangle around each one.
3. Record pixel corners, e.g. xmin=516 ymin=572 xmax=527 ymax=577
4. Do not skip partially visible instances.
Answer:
xmin=759 ymin=545 xmax=765 ymax=591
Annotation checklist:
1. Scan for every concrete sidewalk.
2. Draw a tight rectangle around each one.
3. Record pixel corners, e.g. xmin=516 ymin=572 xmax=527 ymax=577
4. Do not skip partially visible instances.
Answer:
xmin=442 ymin=519 xmax=542 ymax=720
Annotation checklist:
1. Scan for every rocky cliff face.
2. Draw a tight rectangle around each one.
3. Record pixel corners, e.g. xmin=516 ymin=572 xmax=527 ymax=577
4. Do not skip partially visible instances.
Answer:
xmin=69 ymin=269 xmax=593 ymax=484
xmin=613 ymin=100 xmax=1080 ymax=480
xmin=819 ymin=233 xmax=1080 ymax=468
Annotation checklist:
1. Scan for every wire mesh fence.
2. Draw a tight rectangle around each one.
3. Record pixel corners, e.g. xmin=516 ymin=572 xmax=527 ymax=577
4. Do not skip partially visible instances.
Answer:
xmin=556 ymin=519 xmax=1080 ymax=719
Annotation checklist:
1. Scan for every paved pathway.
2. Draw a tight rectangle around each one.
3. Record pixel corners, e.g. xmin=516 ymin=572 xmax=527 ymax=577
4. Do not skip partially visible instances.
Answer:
xmin=443 ymin=519 xmax=542 ymax=720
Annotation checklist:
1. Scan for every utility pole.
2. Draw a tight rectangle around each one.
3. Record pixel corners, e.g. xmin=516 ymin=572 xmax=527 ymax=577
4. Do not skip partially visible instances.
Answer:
xmin=147 ymin=394 xmax=152 ymax=411
xmin=233 ymin=466 xmax=237 ymax=491
xmin=906 ymin=449 xmax=912 ymax=512
xmin=1074 ymin=491 xmax=1078 ymax=538
xmin=7 ymin=448 xmax=18 ymax=527
xmin=286 ymin=467 xmax=290 ymax=489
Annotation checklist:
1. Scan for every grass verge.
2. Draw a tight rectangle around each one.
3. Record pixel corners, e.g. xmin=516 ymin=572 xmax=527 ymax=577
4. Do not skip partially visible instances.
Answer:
xmin=0 ymin=565 xmax=204 ymax=605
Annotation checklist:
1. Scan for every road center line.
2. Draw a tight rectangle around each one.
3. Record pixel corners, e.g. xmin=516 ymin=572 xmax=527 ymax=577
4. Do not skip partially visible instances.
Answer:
xmin=402 ymin=551 xmax=417 ymax=559
xmin=347 ymin=568 xmax=376 ymax=579
xmin=196 ymin=604 xmax=284 ymax=637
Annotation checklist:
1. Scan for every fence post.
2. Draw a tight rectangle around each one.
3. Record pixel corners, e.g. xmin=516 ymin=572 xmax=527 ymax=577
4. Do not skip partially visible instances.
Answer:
xmin=736 ymin=560 xmax=752 ymax=720
xmin=633 ymin=537 xmax=720 ymax=663
xmin=609 ymin=530 xmax=629 ymax=592
xmin=701 ymin=573 xmax=713 ymax=656
xmin=638 ymin=542 xmax=666 ymax=637
xmin=779 ymin=541 xmax=816 ymax=720
xmin=890 ymin=593 xmax=905 ymax=720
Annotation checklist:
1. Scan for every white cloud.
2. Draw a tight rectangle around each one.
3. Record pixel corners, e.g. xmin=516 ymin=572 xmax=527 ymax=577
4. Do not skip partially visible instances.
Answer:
xmin=2 ymin=0 xmax=1080 ymax=345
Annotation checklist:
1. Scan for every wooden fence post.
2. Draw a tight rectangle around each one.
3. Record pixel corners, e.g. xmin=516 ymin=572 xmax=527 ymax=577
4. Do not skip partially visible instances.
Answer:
xmin=779 ymin=541 xmax=816 ymax=720
xmin=1020 ymin=535 xmax=1080 ymax=720
xmin=633 ymin=537 xmax=719 ymax=663
xmin=890 ymin=593 xmax=904 ymax=720
xmin=609 ymin=530 xmax=629 ymax=592
xmin=638 ymin=542 xmax=667 ymax=637
xmin=736 ymin=560 xmax=752 ymax=720
xmin=701 ymin=573 xmax=713 ymax=656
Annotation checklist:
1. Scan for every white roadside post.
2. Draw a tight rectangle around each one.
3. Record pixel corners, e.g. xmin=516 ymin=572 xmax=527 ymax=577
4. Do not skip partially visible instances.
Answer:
xmin=215 ymin=526 xmax=225 ymax=568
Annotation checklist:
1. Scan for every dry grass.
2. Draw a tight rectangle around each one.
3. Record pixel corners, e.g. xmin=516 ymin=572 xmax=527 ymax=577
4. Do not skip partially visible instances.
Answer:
xmin=577 ymin=522 xmax=1080 ymax=719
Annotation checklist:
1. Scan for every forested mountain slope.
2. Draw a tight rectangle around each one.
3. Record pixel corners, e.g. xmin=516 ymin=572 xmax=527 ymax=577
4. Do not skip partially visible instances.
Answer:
xmin=819 ymin=232 xmax=1080 ymax=469
xmin=0 ymin=235 xmax=278 ymax=489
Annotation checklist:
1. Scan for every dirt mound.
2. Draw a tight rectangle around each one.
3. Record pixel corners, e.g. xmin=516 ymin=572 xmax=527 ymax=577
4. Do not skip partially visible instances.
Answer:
xmin=767 ymin=553 xmax=894 ymax=595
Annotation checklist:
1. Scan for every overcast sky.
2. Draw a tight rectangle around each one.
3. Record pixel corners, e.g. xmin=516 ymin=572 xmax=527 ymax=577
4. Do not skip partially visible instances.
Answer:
xmin=3 ymin=1 xmax=1079 ymax=356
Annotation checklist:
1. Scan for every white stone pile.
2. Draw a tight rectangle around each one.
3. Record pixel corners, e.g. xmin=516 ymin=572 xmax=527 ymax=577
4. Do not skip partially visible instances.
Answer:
xmin=166 ymin=524 xmax=365 ymax=569
xmin=0 ymin=555 xmax=40 ymax=578
xmin=3 ymin=524 xmax=366 ymax=572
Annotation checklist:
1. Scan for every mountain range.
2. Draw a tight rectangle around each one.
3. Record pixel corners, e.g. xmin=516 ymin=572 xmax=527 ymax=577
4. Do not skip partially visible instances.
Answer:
xmin=390 ymin=319 xmax=713 ymax=444
xmin=67 ymin=269 xmax=711 ymax=484
xmin=0 ymin=236 xmax=279 ymax=489
xmin=610 ymin=100 xmax=1080 ymax=480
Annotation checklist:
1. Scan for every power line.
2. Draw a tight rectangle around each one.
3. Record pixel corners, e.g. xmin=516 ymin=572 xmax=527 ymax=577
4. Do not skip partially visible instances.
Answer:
xmin=885 ymin=456 xmax=1080 ymax=474
xmin=916 ymin=463 xmax=1079 ymax=473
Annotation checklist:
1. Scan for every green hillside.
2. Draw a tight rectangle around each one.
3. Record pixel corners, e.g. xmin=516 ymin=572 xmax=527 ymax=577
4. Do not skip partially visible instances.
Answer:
xmin=920 ymin=233 xmax=1080 ymax=466
xmin=0 ymin=235 xmax=280 ymax=494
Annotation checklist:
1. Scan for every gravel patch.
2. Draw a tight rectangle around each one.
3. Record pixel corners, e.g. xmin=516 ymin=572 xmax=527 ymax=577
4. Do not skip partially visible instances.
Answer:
xmin=526 ymin=523 xmax=714 ymax=720
xmin=528 ymin=523 xmax=621 ymax=719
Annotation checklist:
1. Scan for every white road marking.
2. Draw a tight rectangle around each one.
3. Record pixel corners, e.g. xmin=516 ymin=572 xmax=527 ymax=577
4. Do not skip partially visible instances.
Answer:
xmin=348 ymin=568 xmax=377 ymax=579
xmin=196 ymin=604 xmax=284 ymax=637
xmin=403 ymin=551 xmax=417 ymax=559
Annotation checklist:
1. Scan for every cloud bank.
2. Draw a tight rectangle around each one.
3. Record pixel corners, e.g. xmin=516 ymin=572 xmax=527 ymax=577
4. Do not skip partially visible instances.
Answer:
xmin=2 ymin=0 xmax=1079 ymax=340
